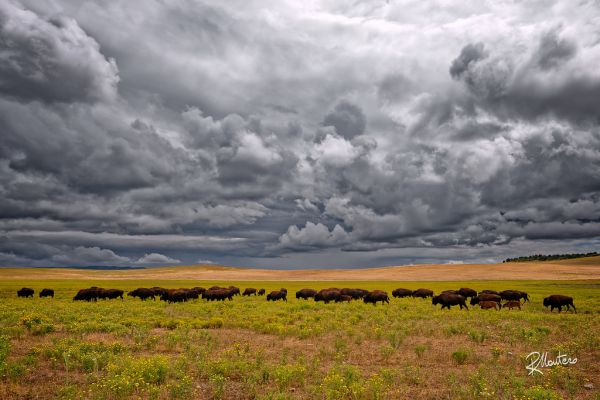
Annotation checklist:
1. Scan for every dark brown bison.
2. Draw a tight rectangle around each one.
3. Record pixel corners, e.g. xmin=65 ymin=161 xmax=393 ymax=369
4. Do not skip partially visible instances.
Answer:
xmin=335 ymin=294 xmax=352 ymax=303
xmin=228 ymin=286 xmax=241 ymax=296
xmin=340 ymin=288 xmax=369 ymax=299
xmin=258 ymin=288 xmax=265 ymax=296
xmin=98 ymin=289 xmax=124 ymax=300
xmin=470 ymin=293 xmax=502 ymax=306
xmin=392 ymin=288 xmax=413 ymax=298
xmin=73 ymin=287 xmax=100 ymax=301
xmin=267 ymin=289 xmax=287 ymax=301
xmin=203 ymin=288 xmax=234 ymax=301
xmin=296 ymin=288 xmax=317 ymax=300
xmin=543 ymin=295 xmax=576 ymax=313
xmin=128 ymin=288 xmax=155 ymax=301
xmin=243 ymin=288 xmax=257 ymax=296
xmin=161 ymin=289 xmax=189 ymax=303
xmin=314 ymin=289 xmax=341 ymax=304
xmin=363 ymin=290 xmax=389 ymax=305
xmin=150 ymin=287 xmax=168 ymax=298
xmin=502 ymin=300 xmax=521 ymax=310
xmin=432 ymin=294 xmax=468 ymax=310
xmin=39 ymin=288 xmax=54 ymax=298
xmin=479 ymin=301 xmax=499 ymax=310
xmin=17 ymin=288 xmax=34 ymax=298
xmin=441 ymin=290 xmax=459 ymax=295
xmin=499 ymin=290 xmax=528 ymax=302
xmin=411 ymin=288 xmax=434 ymax=298
xmin=457 ymin=288 xmax=477 ymax=299
xmin=479 ymin=290 xmax=499 ymax=295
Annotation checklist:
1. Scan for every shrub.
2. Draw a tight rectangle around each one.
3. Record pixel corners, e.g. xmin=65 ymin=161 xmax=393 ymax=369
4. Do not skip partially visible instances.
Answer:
xmin=451 ymin=349 xmax=469 ymax=365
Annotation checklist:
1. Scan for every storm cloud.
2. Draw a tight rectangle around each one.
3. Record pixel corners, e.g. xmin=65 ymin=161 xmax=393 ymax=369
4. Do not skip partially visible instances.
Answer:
xmin=1 ymin=0 xmax=599 ymax=268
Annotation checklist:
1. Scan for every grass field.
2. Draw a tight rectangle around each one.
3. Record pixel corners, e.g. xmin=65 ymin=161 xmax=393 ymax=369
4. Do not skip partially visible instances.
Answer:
xmin=0 ymin=277 xmax=599 ymax=399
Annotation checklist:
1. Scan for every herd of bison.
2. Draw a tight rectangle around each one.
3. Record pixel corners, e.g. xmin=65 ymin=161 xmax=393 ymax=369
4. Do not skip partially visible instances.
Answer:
xmin=14 ymin=286 xmax=577 ymax=313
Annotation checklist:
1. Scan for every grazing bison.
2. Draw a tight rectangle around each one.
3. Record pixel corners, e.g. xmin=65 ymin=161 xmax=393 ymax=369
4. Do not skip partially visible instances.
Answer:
xmin=150 ymin=287 xmax=168 ymax=298
xmin=499 ymin=290 xmax=523 ymax=301
xmin=479 ymin=301 xmax=499 ymax=310
xmin=161 ymin=289 xmax=189 ymax=303
xmin=340 ymin=288 xmax=369 ymax=300
xmin=392 ymin=288 xmax=413 ymax=298
xmin=202 ymin=288 xmax=234 ymax=301
xmin=257 ymin=288 xmax=265 ymax=296
xmin=17 ymin=288 xmax=34 ymax=298
xmin=128 ymin=288 xmax=155 ymax=301
xmin=296 ymin=288 xmax=317 ymax=300
xmin=411 ymin=288 xmax=434 ymax=299
xmin=479 ymin=290 xmax=499 ymax=296
xmin=363 ymin=290 xmax=389 ymax=305
xmin=543 ymin=295 xmax=576 ymax=313
xmin=335 ymin=295 xmax=352 ymax=303
xmin=73 ymin=287 xmax=100 ymax=302
xmin=470 ymin=293 xmax=502 ymax=306
xmin=502 ymin=301 xmax=522 ymax=310
xmin=98 ymin=289 xmax=124 ymax=300
xmin=314 ymin=289 xmax=341 ymax=304
xmin=457 ymin=288 xmax=477 ymax=299
xmin=267 ymin=289 xmax=287 ymax=301
xmin=228 ymin=286 xmax=241 ymax=296
xmin=243 ymin=288 xmax=257 ymax=296
xmin=432 ymin=294 xmax=468 ymax=310
xmin=39 ymin=288 xmax=54 ymax=298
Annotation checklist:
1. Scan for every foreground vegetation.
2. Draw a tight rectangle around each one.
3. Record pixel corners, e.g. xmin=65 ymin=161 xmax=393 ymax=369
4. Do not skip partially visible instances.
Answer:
xmin=0 ymin=279 xmax=598 ymax=399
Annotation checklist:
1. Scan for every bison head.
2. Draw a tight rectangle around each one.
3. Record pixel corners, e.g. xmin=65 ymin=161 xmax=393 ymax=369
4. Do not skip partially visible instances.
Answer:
xmin=543 ymin=297 xmax=549 ymax=307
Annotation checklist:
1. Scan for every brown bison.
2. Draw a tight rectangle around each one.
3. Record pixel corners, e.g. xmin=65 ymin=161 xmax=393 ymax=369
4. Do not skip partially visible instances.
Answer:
xmin=202 ymin=288 xmax=234 ymax=301
xmin=543 ymin=295 xmax=576 ymax=313
xmin=502 ymin=300 xmax=522 ymax=310
xmin=335 ymin=295 xmax=352 ymax=303
xmin=161 ymin=289 xmax=189 ymax=303
xmin=267 ymin=289 xmax=287 ymax=301
xmin=17 ymin=288 xmax=34 ymax=298
xmin=128 ymin=288 xmax=155 ymax=300
xmin=296 ymin=288 xmax=317 ymax=300
xmin=470 ymin=293 xmax=502 ymax=306
xmin=73 ymin=287 xmax=100 ymax=301
xmin=441 ymin=290 xmax=459 ymax=295
xmin=314 ymin=289 xmax=341 ymax=304
xmin=98 ymin=289 xmax=124 ymax=300
xmin=457 ymin=288 xmax=477 ymax=299
xmin=411 ymin=288 xmax=434 ymax=298
xmin=228 ymin=286 xmax=241 ymax=296
xmin=363 ymin=290 xmax=389 ymax=305
xmin=432 ymin=294 xmax=468 ymax=310
xmin=243 ymin=288 xmax=257 ymax=296
xmin=150 ymin=287 xmax=168 ymax=298
xmin=499 ymin=290 xmax=529 ymax=302
xmin=340 ymin=288 xmax=369 ymax=299
xmin=39 ymin=288 xmax=54 ymax=298
xmin=479 ymin=301 xmax=499 ymax=310
xmin=257 ymin=288 xmax=265 ymax=296
xmin=392 ymin=288 xmax=413 ymax=298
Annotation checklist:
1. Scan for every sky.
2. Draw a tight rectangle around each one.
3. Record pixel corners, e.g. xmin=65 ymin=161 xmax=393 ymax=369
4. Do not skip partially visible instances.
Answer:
xmin=1 ymin=0 xmax=600 ymax=269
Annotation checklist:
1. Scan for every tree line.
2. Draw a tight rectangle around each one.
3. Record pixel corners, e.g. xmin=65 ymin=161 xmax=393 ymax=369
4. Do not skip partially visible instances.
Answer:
xmin=503 ymin=252 xmax=598 ymax=263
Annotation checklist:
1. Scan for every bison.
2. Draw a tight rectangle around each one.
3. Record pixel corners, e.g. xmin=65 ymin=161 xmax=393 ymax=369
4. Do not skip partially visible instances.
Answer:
xmin=17 ymin=288 xmax=34 ymax=298
xmin=39 ymin=288 xmax=54 ymax=298
xmin=257 ymin=288 xmax=265 ymax=296
xmin=457 ymin=288 xmax=477 ymax=299
xmin=335 ymin=295 xmax=352 ymax=303
xmin=73 ymin=287 xmax=100 ymax=302
xmin=363 ymin=290 xmax=389 ymax=305
xmin=98 ymin=289 xmax=124 ymax=300
xmin=267 ymin=289 xmax=287 ymax=301
xmin=543 ymin=295 xmax=576 ymax=313
xmin=392 ymin=288 xmax=413 ymax=298
xmin=411 ymin=288 xmax=434 ymax=299
xmin=314 ymin=289 xmax=341 ymax=304
xmin=150 ymin=287 xmax=168 ymax=298
xmin=432 ymin=294 xmax=468 ymax=310
xmin=128 ymin=288 xmax=155 ymax=301
xmin=228 ymin=286 xmax=241 ymax=296
xmin=161 ymin=289 xmax=189 ymax=303
xmin=479 ymin=301 xmax=499 ymax=310
xmin=470 ymin=293 xmax=502 ymax=306
xmin=340 ymin=288 xmax=369 ymax=299
xmin=243 ymin=288 xmax=257 ymax=296
xmin=502 ymin=300 xmax=521 ymax=310
xmin=296 ymin=288 xmax=317 ymax=300
xmin=203 ymin=288 xmax=234 ymax=301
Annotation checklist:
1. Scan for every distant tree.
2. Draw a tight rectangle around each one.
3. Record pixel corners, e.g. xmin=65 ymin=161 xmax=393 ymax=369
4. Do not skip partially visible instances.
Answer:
xmin=503 ymin=252 xmax=598 ymax=263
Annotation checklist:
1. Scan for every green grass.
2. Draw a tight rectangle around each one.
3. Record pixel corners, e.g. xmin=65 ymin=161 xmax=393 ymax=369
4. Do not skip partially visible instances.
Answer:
xmin=0 ymin=279 xmax=598 ymax=399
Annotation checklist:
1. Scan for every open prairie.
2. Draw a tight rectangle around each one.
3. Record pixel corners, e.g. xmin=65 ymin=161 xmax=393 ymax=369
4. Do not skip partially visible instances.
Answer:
xmin=0 ymin=263 xmax=599 ymax=399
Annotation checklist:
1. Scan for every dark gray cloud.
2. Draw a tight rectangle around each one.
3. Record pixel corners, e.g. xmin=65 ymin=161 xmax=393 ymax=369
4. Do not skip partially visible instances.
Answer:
xmin=0 ymin=0 xmax=599 ymax=268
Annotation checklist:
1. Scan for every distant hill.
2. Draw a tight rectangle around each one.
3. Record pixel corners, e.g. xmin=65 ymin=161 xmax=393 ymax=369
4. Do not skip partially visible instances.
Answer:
xmin=35 ymin=265 xmax=147 ymax=271
xmin=503 ymin=252 xmax=598 ymax=263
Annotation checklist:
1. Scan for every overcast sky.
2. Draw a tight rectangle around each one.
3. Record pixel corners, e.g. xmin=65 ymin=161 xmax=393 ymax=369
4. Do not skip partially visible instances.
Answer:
xmin=1 ymin=0 xmax=600 ymax=269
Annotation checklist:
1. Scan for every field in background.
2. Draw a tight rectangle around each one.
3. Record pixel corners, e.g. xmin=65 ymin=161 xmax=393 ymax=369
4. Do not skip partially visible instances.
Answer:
xmin=0 ymin=276 xmax=598 ymax=400
xmin=2 ymin=255 xmax=600 ymax=281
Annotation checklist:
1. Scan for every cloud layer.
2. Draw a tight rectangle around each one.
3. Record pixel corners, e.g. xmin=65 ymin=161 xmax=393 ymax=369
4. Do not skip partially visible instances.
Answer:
xmin=1 ymin=0 xmax=599 ymax=268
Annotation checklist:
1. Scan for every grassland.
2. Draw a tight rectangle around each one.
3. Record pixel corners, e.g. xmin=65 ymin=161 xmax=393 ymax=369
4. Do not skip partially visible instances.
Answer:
xmin=0 ymin=273 xmax=599 ymax=399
